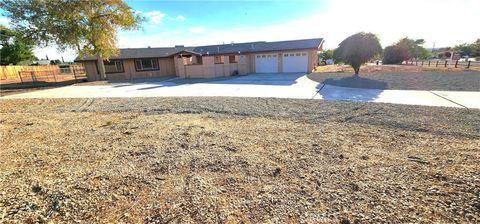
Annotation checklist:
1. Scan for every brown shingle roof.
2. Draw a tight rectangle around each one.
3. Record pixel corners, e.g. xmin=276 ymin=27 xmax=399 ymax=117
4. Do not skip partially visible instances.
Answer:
xmin=75 ymin=38 xmax=323 ymax=61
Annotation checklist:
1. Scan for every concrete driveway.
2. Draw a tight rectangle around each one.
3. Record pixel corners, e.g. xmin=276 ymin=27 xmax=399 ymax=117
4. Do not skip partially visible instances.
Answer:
xmin=2 ymin=73 xmax=480 ymax=109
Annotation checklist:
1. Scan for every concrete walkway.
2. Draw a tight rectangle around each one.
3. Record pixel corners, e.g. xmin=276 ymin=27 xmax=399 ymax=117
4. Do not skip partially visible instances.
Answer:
xmin=2 ymin=73 xmax=479 ymax=109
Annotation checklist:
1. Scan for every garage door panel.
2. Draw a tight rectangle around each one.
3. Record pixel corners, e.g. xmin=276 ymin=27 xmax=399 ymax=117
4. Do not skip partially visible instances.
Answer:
xmin=255 ymin=54 xmax=278 ymax=73
xmin=283 ymin=52 xmax=308 ymax=73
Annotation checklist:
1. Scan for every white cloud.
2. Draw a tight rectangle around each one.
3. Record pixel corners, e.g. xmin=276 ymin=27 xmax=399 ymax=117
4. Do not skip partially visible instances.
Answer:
xmin=143 ymin=11 xmax=166 ymax=24
xmin=188 ymin=27 xmax=205 ymax=33
xmin=173 ymin=15 xmax=186 ymax=21
xmin=0 ymin=17 xmax=10 ymax=25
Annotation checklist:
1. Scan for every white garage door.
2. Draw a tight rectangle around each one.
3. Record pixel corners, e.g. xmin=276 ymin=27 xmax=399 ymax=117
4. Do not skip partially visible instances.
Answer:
xmin=255 ymin=54 xmax=278 ymax=73
xmin=282 ymin=52 xmax=308 ymax=73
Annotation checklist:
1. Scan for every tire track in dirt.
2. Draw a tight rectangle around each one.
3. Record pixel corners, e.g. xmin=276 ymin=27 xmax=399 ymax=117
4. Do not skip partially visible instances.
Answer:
xmin=73 ymin=98 xmax=96 ymax=112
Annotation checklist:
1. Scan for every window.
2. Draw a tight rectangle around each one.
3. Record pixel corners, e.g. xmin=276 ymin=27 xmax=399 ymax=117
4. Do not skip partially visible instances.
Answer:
xmin=104 ymin=60 xmax=124 ymax=73
xmin=289 ymin=53 xmax=294 ymax=56
xmin=302 ymin=53 xmax=307 ymax=56
xmin=229 ymin=55 xmax=237 ymax=63
xmin=135 ymin=58 xmax=159 ymax=71
xmin=214 ymin=56 xmax=224 ymax=64
xmin=284 ymin=54 xmax=289 ymax=57
xmin=196 ymin=56 xmax=203 ymax=64
xmin=296 ymin=53 xmax=301 ymax=56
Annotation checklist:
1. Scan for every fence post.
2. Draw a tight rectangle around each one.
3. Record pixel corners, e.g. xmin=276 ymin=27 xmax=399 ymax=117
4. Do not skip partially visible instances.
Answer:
xmin=53 ymin=68 xmax=57 ymax=82
xmin=415 ymin=61 xmax=418 ymax=66
xmin=421 ymin=61 xmax=424 ymax=66
xmin=30 ymin=71 xmax=36 ymax=86
xmin=436 ymin=61 xmax=439 ymax=67
xmin=73 ymin=66 xmax=78 ymax=82
xmin=444 ymin=60 xmax=448 ymax=67
xmin=18 ymin=71 xmax=24 ymax=84
xmin=455 ymin=60 xmax=458 ymax=68
xmin=428 ymin=61 xmax=431 ymax=66
xmin=467 ymin=61 xmax=471 ymax=69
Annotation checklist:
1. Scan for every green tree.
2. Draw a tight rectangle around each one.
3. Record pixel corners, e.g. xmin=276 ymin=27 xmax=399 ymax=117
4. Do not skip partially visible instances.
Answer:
xmin=383 ymin=37 xmax=430 ymax=64
xmin=395 ymin=37 xmax=427 ymax=61
xmin=382 ymin=45 xmax=403 ymax=64
xmin=416 ymin=46 xmax=432 ymax=60
xmin=0 ymin=25 xmax=36 ymax=65
xmin=320 ymin=49 xmax=334 ymax=60
xmin=334 ymin=32 xmax=382 ymax=75
xmin=0 ymin=0 xmax=143 ymax=79
xmin=454 ymin=39 xmax=480 ymax=57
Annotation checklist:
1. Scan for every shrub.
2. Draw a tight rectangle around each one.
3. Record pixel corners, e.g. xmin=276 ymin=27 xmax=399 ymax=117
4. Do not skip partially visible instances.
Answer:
xmin=383 ymin=46 xmax=404 ymax=64
xmin=334 ymin=32 xmax=382 ymax=75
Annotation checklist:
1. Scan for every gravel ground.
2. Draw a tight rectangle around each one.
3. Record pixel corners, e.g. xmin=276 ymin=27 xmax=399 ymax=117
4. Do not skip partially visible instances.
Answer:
xmin=1 ymin=97 xmax=479 ymax=223
xmin=308 ymin=71 xmax=480 ymax=91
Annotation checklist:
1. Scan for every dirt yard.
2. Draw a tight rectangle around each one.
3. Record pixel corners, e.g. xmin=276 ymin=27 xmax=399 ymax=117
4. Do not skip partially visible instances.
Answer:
xmin=314 ymin=64 xmax=479 ymax=73
xmin=310 ymin=65 xmax=480 ymax=91
xmin=1 ymin=97 xmax=479 ymax=223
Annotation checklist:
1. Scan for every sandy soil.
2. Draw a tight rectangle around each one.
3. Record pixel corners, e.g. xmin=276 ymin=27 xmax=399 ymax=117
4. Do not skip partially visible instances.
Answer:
xmin=1 ymin=97 xmax=479 ymax=223
xmin=310 ymin=66 xmax=480 ymax=91
xmin=315 ymin=64 xmax=479 ymax=73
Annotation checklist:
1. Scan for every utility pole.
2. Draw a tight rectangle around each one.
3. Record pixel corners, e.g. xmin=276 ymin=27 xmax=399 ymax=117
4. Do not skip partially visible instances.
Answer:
xmin=431 ymin=42 xmax=435 ymax=52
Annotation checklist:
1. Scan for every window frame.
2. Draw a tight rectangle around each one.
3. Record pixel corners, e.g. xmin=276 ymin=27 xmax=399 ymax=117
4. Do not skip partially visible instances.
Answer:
xmin=104 ymin=60 xmax=124 ymax=74
xmin=134 ymin=58 xmax=160 ymax=72
xmin=214 ymin=55 xmax=224 ymax=64
xmin=196 ymin=55 xmax=203 ymax=65
xmin=228 ymin=55 xmax=238 ymax=63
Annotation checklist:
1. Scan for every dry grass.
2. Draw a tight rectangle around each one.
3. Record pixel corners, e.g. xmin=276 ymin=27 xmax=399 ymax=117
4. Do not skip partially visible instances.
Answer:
xmin=315 ymin=64 xmax=479 ymax=73
xmin=1 ymin=98 xmax=479 ymax=223
xmin=310 ymin=66 xmax=480 ymax=91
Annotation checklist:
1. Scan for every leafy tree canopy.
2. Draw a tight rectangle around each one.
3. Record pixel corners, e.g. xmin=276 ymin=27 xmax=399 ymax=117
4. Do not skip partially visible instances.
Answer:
xmin=1 ymin=0 xmax=143 ymax=77
xmin=382 ymin=45 xmax=403 ymax=64
xmin=334 ymin=32 xmax=382 ymax=75
xmin=454 ymin=39 xmax=480 ymax=57
xmin=319 ymin=49 xmax=334 ymax=60
xmin=0 ymin=25 xmax=37 ymax=65
xmin=382 ymin=37 xmax=430 ymax=64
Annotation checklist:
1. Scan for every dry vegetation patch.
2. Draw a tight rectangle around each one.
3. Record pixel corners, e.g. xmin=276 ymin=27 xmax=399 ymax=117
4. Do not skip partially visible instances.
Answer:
xmin=310 ymin=65 xmax=480 ymax=91
xmin=1 ymin=98 xmax=479 ymax=223
xmin=315 ymin=64 xmax=477 ymax=73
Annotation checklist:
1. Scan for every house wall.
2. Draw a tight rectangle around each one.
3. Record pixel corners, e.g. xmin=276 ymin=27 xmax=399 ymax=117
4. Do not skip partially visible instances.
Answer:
xmin=81 ymin=47 xmax=320 ymax=80
xmin=81 ymin=58 xmax=175 ymax=81
xmin=106 ymin=58 xmax=175 ymax=80
xmin=245 ymin=49 xmax=318 ymax=73
xmin=82 ymin=61 xmax=100 ymax=81
xmin=176 ymin=55 xmax=249 ymax=78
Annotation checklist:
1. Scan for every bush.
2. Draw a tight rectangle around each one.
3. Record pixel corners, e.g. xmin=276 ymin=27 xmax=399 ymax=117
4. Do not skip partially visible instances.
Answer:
xmin=334 ymin=32 xmax=382 ymax=75
xmin=383 ymin=46 xmax=403 ymax=64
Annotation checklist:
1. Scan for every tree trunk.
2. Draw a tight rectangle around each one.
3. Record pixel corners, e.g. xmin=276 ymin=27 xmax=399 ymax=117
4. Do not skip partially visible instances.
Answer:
xmin=353 ymin=65 xmax=360 ymax=76
xmin=96 ymin=54 xmax=106 ymax=80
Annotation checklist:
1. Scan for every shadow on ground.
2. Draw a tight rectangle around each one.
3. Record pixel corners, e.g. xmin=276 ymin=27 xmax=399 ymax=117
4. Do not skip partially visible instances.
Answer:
xmin=318 ymin=75 xmax=387 ymax=101
xmin=323 ymin=75 xmax=388 ymax=90
xmin=106 ymin=73 xmax=304 ymax=91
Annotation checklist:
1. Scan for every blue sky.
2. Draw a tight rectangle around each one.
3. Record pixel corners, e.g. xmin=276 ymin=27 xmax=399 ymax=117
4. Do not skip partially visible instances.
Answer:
xmin=129 ymin=0 xmax=326 ymax=29
xmin=1 ymin=0 xmax=479 ymax=61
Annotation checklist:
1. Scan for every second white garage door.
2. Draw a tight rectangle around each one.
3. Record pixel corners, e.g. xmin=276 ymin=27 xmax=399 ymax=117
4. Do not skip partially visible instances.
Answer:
xmin=255 ymin=54 xmax=278 ymax=73
xmin=282 ymin=52 xmax=308 ymax=73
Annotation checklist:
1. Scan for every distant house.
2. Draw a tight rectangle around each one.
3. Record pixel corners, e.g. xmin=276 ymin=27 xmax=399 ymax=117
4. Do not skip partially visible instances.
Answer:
xmin=75 ymin=38 xmax=324 ymax=81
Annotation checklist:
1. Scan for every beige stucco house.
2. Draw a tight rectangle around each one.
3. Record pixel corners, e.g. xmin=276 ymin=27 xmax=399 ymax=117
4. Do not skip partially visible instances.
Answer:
xmin=75 ymin=38 xmax=324 ymax=81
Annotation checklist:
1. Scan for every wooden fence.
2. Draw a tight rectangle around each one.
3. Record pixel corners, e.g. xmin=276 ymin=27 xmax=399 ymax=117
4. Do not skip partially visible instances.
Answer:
xmin=0 ymin=65 xmax=87 ymax=87
xmin=407 ymin=60 xmax=480 ymax=69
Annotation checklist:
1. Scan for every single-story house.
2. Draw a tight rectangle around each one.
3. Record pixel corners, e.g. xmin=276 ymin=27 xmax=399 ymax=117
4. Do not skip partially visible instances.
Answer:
xmin=75 ymin=38 xmax=324 ymax=81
